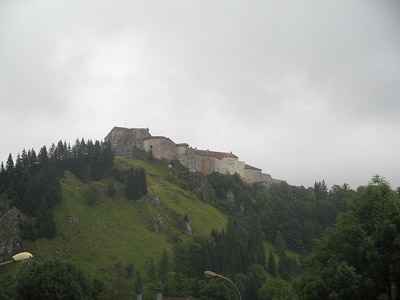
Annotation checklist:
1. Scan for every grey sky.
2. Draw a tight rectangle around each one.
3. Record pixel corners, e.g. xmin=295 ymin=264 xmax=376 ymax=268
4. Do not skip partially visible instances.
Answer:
xmin=1 ymin=0 xmax=399 ymax=189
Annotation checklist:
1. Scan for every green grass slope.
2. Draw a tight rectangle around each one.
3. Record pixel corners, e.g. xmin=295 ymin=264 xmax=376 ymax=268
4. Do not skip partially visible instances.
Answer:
xmin=25 ymin=157 xmax=227 ymax=276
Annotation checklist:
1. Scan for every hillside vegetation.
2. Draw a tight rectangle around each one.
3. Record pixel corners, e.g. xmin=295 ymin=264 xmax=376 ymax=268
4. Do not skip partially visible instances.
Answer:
xmin=3 ymin=139 xmax=398 ymax=300
xmin=25 ymin=156 xmax=227 ymax=275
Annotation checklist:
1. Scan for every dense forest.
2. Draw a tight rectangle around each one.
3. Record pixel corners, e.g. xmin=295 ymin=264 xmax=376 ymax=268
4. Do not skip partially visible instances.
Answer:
xmin=1 ymin=141 xmax=399 ymax=300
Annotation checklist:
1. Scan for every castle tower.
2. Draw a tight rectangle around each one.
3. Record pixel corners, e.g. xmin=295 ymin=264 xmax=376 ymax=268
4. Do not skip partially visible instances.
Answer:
xmin=104 ymin=127 xmax=151 ymax=159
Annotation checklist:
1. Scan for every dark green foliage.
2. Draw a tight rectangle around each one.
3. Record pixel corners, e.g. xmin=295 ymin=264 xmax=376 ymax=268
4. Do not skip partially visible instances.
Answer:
xmin=267 ymin=252 xmax=277 ymax=277
xmin=158 ymin=249 xmax=170 ymax=281
xmin=103 ymin=261 xmax=135 ymax=300
xmin=86 ymin=184 xmax=99 ymax=206
xmin=173 ymin=217 xmax=265 ymax=282
xmin=163 ymin=272 xmax=196 ymax=298
xmin=16 ymin=260 xmax=100 ymax=300
xmin=146 ymin=258 xmax=157 ymax=281
xmin=125 ymin=167 xmax=147 ymax=200
xmin=258 ymin=181 xmax=348 ymax=253
xmin=298 ymin=176 xmax=400 ymax=300
xmin=258 ymin=277 xmax=295 ymax=300
xmin=205 ymin=173 xmax=351 ymax=254
xmin=278 ymin=252 xmax=299 ymax=280
xmin=6 ymin=154 xmax=14 ymax=173
xmin=273 ymin=231 xmax=286 ymax=256
xmin=134 ymin=271 xmax=143 ymax=290
xmin=107 ymin=180 xmax=116 ymax=196
xmin=0 ymin=288 xmax=11 ymax=300
xmin=0 ymin=162 xmax=5 ymax=194
xmin=166 ymin=160 xmax=204 ymax=191
xmin=206 ymin=172 xmax=253 ymax=213
xmin=199 ymin=280 xmax=231 ymax=300
xmin=329 ymin=183 xmax=355 ymax=212
xmin=246 ymin=264 xmax=267 ymax=300
xmin=126 ymin=263 xmax=135 ymax=278
xmin=313 ymin=180 xmax=328 ymax=201
xmin=1 ymin=139 xmax=114 ymax=240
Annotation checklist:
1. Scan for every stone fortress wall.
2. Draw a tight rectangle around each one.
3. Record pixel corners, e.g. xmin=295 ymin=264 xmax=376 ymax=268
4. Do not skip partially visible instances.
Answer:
xmin=105 ymin=127 xmax=283 ymax=187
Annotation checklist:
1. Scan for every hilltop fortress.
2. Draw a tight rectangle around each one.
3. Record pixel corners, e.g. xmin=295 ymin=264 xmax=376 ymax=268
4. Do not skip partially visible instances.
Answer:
xmin=105 ymin=127 xmax=283 ymax=187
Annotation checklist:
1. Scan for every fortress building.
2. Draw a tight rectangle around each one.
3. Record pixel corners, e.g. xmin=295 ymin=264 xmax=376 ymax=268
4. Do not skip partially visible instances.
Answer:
xmin=105 ymin=127 xmax=283 ymax=187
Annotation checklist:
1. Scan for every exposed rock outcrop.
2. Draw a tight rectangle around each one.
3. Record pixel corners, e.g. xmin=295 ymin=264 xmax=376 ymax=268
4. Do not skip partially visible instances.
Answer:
xmin=153 ymin=216 xmax=164 ymax=233
xmin=181 ymin=215 xmax=192 ymax=236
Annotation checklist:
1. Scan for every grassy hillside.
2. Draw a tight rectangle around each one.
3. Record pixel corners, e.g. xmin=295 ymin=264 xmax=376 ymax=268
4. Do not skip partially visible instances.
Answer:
xmin=24 ymin=157 xmax=227 ymax=276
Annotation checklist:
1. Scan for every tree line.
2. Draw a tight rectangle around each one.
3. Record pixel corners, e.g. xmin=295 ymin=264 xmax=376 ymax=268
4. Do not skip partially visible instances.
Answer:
xmin=0 ymin=139 xmax=114 ymax=239
xmin=203 ymin=172 xmax=354 ymax=254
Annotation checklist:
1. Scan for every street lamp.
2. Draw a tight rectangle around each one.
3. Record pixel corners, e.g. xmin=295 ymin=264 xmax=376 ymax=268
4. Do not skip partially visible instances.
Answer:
xmin=0 ymin=252 xmax=33 ymax=266
xmin=204 ymin=271 xmax=243 ymax=300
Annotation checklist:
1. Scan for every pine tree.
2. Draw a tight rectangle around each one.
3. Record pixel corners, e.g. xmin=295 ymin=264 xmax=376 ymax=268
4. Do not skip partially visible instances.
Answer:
xmin=139 ymin=168 xmax=148 ymax=196
xmin=38 ymin=146 xmax=49 ymax=166
xmin=267 ymin=252 xmax=277 ymax=277
xmin=5 ymin=154 xmax=14 ymax=193
xmin=158 ymin=249 xmax=170 ymax=282
xmin=274 ymin=231 xmax=286 ymax=256
xmin=21 ymin=149 xmax=29 ymax=171
xmin=0 ymin=162 xmax=5 ymax=193
xmin=147 ymin=258 xmax=157 ymax=281
xmin=134 ymin=271 xmax=143 ymax=290
xmin=28 ymin=149 xmax=38 ymax=173
xmin=102 ymin=141 xmax=114 ymax=170
xmin=6 ymin=153 xmax=14 ymax=174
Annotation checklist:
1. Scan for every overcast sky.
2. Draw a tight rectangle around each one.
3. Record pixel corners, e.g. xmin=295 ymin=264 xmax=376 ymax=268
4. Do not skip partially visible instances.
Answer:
xmin=1 ymin=0 xmax=399 ymax=189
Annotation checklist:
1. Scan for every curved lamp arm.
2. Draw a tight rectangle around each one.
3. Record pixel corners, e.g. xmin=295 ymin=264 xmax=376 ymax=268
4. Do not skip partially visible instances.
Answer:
xmin=204 ymin=271 xmax=242 ymax=300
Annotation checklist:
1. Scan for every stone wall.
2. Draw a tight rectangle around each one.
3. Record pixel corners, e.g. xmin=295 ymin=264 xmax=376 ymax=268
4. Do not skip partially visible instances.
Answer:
xmin=243 ymin=166 xmax=263 ymax=184
xmin=215 ymin=157 xmax=245 ymax=177
xmin=143 ymin=137 xmax=176 ymax=161
xmin=176 ymin=145 xmax=197 ymax=172
xmin=104 ymin=127 xmax=151 ymax=159
xmin=105 ymin=127 xmax=284 ymax=186
xmin=197 ymin=156 xmax=216 ymax=175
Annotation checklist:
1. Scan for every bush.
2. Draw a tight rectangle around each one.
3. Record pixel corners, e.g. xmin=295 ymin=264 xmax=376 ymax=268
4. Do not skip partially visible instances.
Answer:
xmin=16 ymin=260 xmax=101 ymax=300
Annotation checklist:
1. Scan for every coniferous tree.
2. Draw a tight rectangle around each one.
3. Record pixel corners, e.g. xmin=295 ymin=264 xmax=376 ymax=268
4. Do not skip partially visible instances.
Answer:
xmin=16 ymin=260 xmax=99 ymax=300
xmin=139 ymin=168 xmax=148 ymax=196
xmin=299 ymin=176 xmax=400 ymax=300
xmin=126 ymin=168 xmax=140 ymax=200
xmin=28 ymin=149 xmax=38 ymax=173
xmin=277 ymin=252 xmax=295 ymax=280
xmin=158 ymin=249 xmax=170 ymax=282
xmin=147 ymin=258 xmax=157 ymax=281
xmin=21 ymin=149 xmax=29 ymax=171
xmin=0 ymin=162 xmax=5 ymax=193
xmin=37 ymin=146 xmax=49 ymax=166
xmin=14 ymin=154 xmax=23 ymax=176
xmin=314 ymin=180 xmax=328 ymax=201
xmin=135 ymin=271 xmax=143 ymax=291
xmin=274 ymin=231 xmax=286 ymax=256
xmin=267 ymin=252 xmax=277 ymax=277
xmin=6 ymin=153 xmax=14 ymax=178
xmin=102 ymin=141 xmax=114 ymax=170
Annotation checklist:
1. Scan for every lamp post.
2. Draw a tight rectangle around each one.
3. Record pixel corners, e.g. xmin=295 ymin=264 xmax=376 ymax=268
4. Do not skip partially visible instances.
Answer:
xmin=0 ymin=252 xmax=33 ymax=266
xmin=204 ymin=271 xmax=242 ymax=300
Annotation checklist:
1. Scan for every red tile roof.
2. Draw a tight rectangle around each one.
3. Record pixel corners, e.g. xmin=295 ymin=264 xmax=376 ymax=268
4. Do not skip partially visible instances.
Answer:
xmin=245 ymin=164 xmax=261 ymax=171
xmin=195 ymin=149 xmax=238 ymax=160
